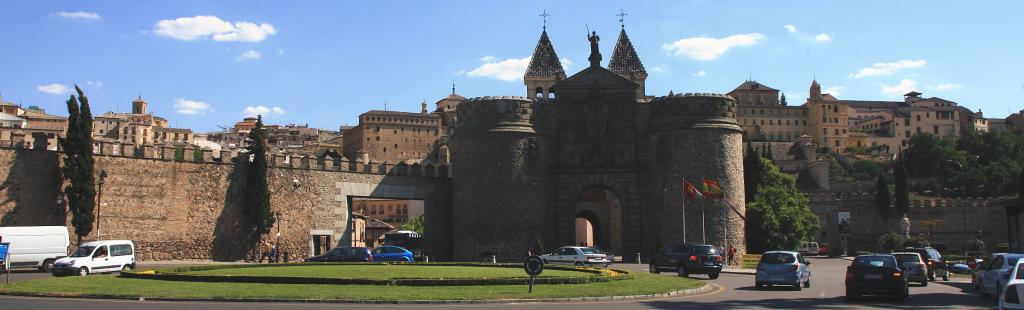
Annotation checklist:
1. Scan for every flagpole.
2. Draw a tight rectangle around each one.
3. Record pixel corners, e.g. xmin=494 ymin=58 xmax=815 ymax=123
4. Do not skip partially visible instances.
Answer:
xmin=701 ymin=193 xmax=706 ymax=244
xmin=682 ymin=178 xmax=687 ymax=243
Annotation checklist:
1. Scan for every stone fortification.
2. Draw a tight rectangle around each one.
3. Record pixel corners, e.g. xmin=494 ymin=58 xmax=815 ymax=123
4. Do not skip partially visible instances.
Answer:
xmin=646 ymin=93 xmax=746 ymax=252
xmin=450 ymin=96 xmax=548 ymax=260
xmin=0 ymin=146 xmax=452 ymax=261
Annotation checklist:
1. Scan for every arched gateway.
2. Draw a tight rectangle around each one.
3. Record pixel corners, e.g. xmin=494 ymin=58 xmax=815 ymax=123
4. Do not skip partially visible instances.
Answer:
xmin=575 ymin=187 xmax=622 ymax=254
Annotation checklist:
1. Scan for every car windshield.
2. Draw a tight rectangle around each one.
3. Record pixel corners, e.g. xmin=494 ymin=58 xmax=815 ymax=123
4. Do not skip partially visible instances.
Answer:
xmin=761 ymin=253 xmax=796 ymax=264
xmin=70 ymin=246 xmax=95 ymax=257
xmin=1017 ymin=264 xmax=1024 ymax=280
xmin=1009 ymin=257 xmax=1022 ymax=266
xmin=693 ymin=246 xmax=717 ymax=255
xmin=581 ymin=248 xmax=600 ymax=254
xmin=894 ymin=254 xmax=920 ymax=263
xmin=853 ymin=256 xmax=897 ymax=268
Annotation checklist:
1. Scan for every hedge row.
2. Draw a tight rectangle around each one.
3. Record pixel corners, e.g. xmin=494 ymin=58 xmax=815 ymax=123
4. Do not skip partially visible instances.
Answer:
xmin=121 ymin=262 xmax=632 ymax=286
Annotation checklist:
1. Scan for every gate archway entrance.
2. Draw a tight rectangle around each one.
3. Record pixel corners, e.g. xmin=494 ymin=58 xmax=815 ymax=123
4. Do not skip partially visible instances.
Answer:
xmin=575 ymin=186 xmax=622 ymax=255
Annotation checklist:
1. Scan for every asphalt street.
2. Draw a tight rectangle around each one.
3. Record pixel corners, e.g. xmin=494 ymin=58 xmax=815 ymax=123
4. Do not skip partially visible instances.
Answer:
xmin=0 ymin=258 xmax=998 ymax=309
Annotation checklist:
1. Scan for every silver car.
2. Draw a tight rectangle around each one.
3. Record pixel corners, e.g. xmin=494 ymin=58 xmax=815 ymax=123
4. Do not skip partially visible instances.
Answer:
xmin=755 ymin=251 xmax=812 ymax=290
xmin=539 ymin=246 xmax=611 ymax=267
xmin=893 ymin=252 xmax=929 ymax=286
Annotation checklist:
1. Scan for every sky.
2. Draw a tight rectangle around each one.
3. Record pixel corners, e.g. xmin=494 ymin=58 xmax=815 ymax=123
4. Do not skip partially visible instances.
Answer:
xmin=2 ymin=1 xmax=1023 ymax=132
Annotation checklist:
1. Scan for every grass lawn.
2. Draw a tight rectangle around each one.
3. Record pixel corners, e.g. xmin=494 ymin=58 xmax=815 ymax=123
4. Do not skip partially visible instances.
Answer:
xmin=180 ymin=264 xmax=585 ymax=279
xmin=0 ymin=272 xmax=704 ymax=301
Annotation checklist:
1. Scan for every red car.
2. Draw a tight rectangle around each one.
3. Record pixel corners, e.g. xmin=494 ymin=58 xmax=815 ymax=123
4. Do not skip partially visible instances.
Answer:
xmin=818 ymin=244 xmax=829 ymax=256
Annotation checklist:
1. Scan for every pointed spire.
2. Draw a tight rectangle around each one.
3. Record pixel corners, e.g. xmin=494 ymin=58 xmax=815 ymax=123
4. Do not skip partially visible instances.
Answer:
xmin=524 ymin=30 xmax=566 ymax=79
xmin=608 ymin=28 xmax=647 ymax=79
xmin=421 ymin=99 xmax=427 ymax=114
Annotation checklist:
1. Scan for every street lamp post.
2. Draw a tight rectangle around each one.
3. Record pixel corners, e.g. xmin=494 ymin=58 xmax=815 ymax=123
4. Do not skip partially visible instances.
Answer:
xmin=96 ymin=170 xmax=108 ymax=240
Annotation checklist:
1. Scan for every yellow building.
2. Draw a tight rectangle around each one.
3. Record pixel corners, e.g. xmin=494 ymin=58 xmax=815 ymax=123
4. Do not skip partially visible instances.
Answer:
xmin=93 ymin=96 xmax=194 ymax=146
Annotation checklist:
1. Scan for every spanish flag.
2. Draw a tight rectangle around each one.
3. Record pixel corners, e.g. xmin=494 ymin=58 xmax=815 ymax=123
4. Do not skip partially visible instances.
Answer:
xmin=683 ymin=180 xmax=704 ymax=200
xmin=702 ymin=178 xmax=724 ymax=199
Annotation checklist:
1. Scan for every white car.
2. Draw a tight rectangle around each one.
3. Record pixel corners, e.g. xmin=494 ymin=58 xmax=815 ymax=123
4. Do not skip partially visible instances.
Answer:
xmin=1000 ymin=259 xmax=1024 ymax=309
xmin=540 ymin=246 xmax=610 ymax=267
xmin=797 ymin=242 xmax=820 ymax=256
xmin=52 ymin=240 xmax=136 ymax=276
xmin=979 ymin=253 xmax=1024 ymax=299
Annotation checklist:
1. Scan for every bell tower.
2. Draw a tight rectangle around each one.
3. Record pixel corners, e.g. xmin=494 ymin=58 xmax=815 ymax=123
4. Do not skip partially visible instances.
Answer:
xmin=524 ymin=12 xmax=566 ymax=99
xmin=132 ymin=95 xmax=147 ymax=114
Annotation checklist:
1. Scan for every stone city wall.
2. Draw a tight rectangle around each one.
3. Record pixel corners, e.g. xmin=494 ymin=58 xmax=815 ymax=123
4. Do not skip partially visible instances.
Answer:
xmin=0 ymin=145 xmax=451 ymax=261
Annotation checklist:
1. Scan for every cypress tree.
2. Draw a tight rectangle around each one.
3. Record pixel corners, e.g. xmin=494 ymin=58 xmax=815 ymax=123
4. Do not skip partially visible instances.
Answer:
xmin=246 ymin=115 xmax=274 ymax=236
xmin=875 ymin=173 xmax=890 ymax=220
xmin=780 ymin=92 xmax=788 ymax=106
xmin=894 ymin=158 xmax=910 ymax=217
xmin=744 ymin=142 xmax=764 ymax=203
xmin=62 ymin=86 xmax=96 ymax=244
xmin=1018 ymin=168 xmax=1024 ymax=199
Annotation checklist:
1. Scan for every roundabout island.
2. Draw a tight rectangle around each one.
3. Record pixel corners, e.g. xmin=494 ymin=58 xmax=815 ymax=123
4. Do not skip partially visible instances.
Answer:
xmin=0 ymin=263 xmax=707 ymax=303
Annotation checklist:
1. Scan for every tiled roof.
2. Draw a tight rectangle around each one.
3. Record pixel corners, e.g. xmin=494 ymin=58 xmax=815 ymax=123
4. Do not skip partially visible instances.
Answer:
xmin=841 ymin=100 xmax=904 ymax=109
xmin=750 ymin=141 xmax=808 ymax=161
xmin=731 ymin=81 xmax=778 ymax=92
xmin=608 ymin=28 xmax=647 ymax=78
xmin=524 ymin=30 xmax=566 ymax=79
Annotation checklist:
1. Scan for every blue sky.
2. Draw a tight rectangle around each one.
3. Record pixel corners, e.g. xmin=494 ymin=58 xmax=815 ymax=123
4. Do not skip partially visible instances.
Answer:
xmin=2 ymin=1 xmax=1022 ymax=132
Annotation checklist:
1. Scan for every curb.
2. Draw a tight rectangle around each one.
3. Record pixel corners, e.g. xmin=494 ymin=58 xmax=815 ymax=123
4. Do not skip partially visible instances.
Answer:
xmin=0 ymin=283 xmax=713 ymax=305
xmin=721 ymin=269 xmax=756 ymax=275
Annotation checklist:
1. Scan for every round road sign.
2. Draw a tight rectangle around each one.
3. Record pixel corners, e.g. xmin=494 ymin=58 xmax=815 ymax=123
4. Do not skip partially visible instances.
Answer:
xmin=524 ymin=255 xmax=544 ymax=276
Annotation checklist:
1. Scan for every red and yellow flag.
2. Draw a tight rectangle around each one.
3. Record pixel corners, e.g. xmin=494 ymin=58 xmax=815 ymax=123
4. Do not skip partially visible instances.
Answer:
xmin=683 ymin=180 xmax=704 ymax=200
xmin=702 ymin=178 xmax=724 ymax=199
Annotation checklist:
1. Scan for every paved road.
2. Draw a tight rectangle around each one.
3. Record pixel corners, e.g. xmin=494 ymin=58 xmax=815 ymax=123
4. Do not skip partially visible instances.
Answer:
xmin=0 ymin=258 xmax=997 ymax=309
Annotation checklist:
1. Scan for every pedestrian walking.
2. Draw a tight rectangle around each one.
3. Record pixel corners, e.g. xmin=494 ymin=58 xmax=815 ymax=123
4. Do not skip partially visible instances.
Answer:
xmin=728 ymin=245 xmax=738 ymax=266
xmin=259 ymin=239 xmax=276 ymax=263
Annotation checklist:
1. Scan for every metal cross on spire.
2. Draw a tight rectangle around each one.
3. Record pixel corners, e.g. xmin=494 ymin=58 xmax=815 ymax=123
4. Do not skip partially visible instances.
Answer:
xmin=539 ymin=10 xmax=550 ymax=30
xmin=451 ymin=80 xmax=456 ymax=94
xmin=617 ymin=9 xmax=628 ymax=28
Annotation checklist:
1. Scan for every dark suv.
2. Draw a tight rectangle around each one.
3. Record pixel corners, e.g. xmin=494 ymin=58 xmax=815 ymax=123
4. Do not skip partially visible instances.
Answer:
xmin=304 ymin=247 xmax=373 ymax=262
xmin=649 ymin=243 xmax=724 ymax=279
xmin=904 ymin=247 xmax=948 ymax=281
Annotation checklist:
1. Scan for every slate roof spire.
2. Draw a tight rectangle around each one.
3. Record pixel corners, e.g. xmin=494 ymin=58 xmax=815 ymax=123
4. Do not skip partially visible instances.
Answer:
xmin=608 ymin=28 xmax=647 ymax=79
xmin=524 ymin=30 xmax=566 ymax=80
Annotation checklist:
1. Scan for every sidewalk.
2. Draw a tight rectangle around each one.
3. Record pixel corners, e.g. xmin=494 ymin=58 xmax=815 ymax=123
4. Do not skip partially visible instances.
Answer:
xmin=721 ymin=267 xmax=756 ymax=275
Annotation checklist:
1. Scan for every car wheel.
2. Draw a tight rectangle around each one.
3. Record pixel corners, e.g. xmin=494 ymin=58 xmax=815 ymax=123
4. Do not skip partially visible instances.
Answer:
xmin=649 ymin=263 xmax=658 ymax=273
xmin=677 ymin=265 xmax=689 ymax=278
xmin=804 ymin=278 xmax=811 ymax=288
xmin=78 ymin=267 xmax=89 ymax=277
xmin=942 ymin=273 xmax=949 ymax=281
xmin=574 ymin=262 xmax=584 ymax=267
xmin=921 ymin=280 xmax=928 ymax=287
xmin=755 ymin=282 xmax=764 ymax=290
xmin=40 ymin=259 xmax=55 ymax=272
xmin=846 ymin=289 xmax=859 ymax=302
xmin=708 ymin=272 xmax=719 ymax=280
xmin=121 ymin=265 xmax=133 ymax=272
xmin=795 ymin=282 xmax=803 ymax=291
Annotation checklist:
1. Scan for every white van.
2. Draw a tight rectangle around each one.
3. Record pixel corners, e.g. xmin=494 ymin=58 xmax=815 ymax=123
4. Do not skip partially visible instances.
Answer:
xmin=798 ymin=241 xmax=820 ymax=256
xmin=0 ymin=226 xmax=70 ymax=271
xmin=52 ymin=240 xmax=136 ymax=276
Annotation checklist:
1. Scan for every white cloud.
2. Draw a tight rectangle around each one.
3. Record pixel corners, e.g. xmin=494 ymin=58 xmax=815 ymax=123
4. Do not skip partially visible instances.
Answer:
xmin=783 ymin=24 xmax=797 ymax=33
xmin=882 ymin=79 xmax=919 ymax=96
xmin=36 ymin=83 xmax=69 ymax=94
xmin=243 ymin=105 xmax=286 ymax=117
xmin=650 ymin=65 xmax=668 ymax=73
xmin=850 ymin=59 xmax=926 ymax=78
xmin=691 ymin=70 xmax=707 ymax=77
xmin=85 ymin=80 xmax=104 ymax=90
xmin=466 ymin=56 xmax=531 ymax=81
xmin=154 ymin=15 xmax=276 ymax=42
xmin=932 ymin=83 xmax=963 ymax=91
xmin=479 ymin=56 xmax=497 ymax=62
xmin=814 ymin=33 xmax=832 ymax=42
xmin=55 ymin=11 xmax=101 ymax=20
xmin=237 ymin=49 xmax=261 ymax=61
xmin=662 ymin=33 xmax=765 ymax=61
xmin=822 ymin=86 xmax=844 ymax=97
xmin=173 ymin=98 xmax=213 ymax=115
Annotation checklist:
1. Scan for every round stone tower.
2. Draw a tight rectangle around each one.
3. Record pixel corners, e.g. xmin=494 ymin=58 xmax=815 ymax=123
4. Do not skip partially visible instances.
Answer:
xmin=646 ymin=93 xmax=746 ymax=255
xmin=450 ymin=96 xmax=547 ymax=261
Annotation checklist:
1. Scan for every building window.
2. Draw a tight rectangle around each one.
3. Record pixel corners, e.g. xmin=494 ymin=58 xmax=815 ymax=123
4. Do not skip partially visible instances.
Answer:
xmin=933 ymin=126 xmax=938 ymax=134
xmin=917 ymin=115 xmax=921 ymax=122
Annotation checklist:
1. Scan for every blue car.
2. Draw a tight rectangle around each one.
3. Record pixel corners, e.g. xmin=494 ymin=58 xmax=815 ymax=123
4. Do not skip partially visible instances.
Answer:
xmin=371 ymin=246 xmax=414 ymax=262
xmin=756 ymin=251 xmax=812 ymax=290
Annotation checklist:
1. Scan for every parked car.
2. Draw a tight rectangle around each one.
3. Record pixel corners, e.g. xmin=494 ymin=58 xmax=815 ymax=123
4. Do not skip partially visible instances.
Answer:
xmin=540 ymin=246 xmax=610 ymax=267
xmin=892 ymin=252 xmax=929 ymax=286
xmin=304 ymin=247 xmax=372 ymax=262
xmin=978 ymin=253 xmax=1024 ymax=299
xmin=371 ymin=246 xmax=414 ymax=262
xmin=590 ymin=246 xmax=614 ymax=262
xmin=648 ymin=243 xmax=723 ymax=279
xmin=999 ymin=259 xmax=1024 ymax=309
xmin=845 ymin=254 xmax=909 ymax=302
xmin=817 ymin=243 xmax=829 ymax=256
xmin=904 ymin=247 xmax=948 ymax=281
xmin=798 ymin=242 xmax=820 ymax=256
xmin=755 ymin=251 xmax=811 ymax=290
xmin=0 ymin=226 xmax=70 ymax=272
xmin=52 ymin=240 xmax=135 ymax=276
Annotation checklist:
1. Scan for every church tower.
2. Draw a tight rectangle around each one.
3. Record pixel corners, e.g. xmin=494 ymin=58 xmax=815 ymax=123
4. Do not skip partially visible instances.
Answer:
xmin=809 ymin=79 xmax=822 ymax=100
xmin=524 ymin=28 xmax=566 ymax=98
xmin=608 ymin=27 xmax=647 ymax=99
xmin=132 ymin=95 xmax=148 ymax=114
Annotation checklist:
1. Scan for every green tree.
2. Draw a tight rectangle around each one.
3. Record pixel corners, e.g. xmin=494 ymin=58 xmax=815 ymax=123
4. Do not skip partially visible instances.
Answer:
xmin=745 ymin=158 xmax=820 ymax=253
xmin=743 ymin=142 xmax=765 ymax=203
xmin=61 ymin=86 xmax=96 ymax=244
xmin=875 ymin=173 xmax=890 ymax=221
xmin=780 ymin=92 xmax=788 ymax=106
xmin=400 ymin=214 xmax=424 ymax=235
xmin=894 ymin=158 xmax=910 ymax=217
xmin=1019 ymin=168 xmax=1024 ymax=198
xmin=878 ymin=233 xmax=905 ymax=252
xmin=246 ymin=115 xmax=274 ymax=236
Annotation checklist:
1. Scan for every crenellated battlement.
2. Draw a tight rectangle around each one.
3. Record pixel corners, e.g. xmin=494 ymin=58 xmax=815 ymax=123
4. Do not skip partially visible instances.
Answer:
xmin=1 ymin=142 xmax=451 ymax=178
xmin=455 ymin=96 xmax=536 ymax=134
xmin=648 ymin=92 xmax=740 ymax=132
